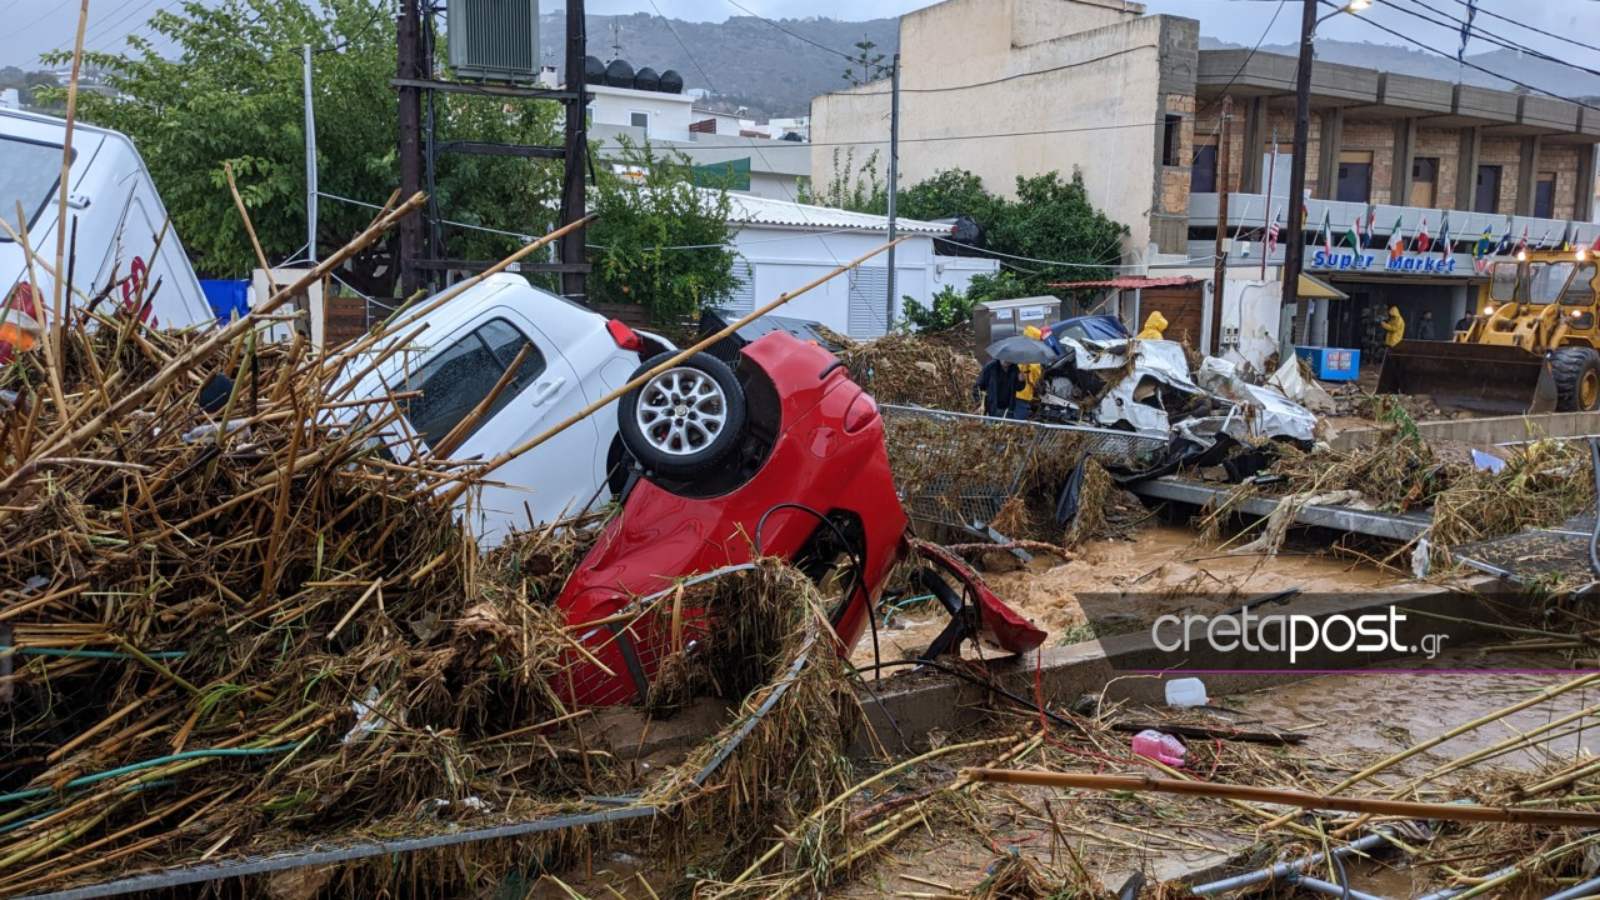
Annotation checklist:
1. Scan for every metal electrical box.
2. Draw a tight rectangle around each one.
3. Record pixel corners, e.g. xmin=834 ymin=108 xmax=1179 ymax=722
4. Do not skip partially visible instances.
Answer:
xmin=448 ymin=0 xmax=541 ymax=82
xmin=973 ymin=296 xmax=1062 ymax=362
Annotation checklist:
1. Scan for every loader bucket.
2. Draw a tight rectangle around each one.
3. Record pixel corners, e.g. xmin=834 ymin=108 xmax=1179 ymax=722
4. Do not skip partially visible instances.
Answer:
xmin=1377 ymin=339 xmax=1557 ymax=415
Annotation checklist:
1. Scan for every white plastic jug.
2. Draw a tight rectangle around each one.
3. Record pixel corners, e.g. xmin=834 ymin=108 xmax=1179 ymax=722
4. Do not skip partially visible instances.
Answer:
xmin=1164 ymin=677 xmax=1207 ymax=708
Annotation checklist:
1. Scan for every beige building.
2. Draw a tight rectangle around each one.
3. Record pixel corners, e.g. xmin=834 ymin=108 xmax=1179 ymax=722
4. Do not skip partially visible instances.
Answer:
xmin=812 ymin=0 xmax=1600 ymax=366
xmin=811 ymin=0 xmax=1198 ymax=261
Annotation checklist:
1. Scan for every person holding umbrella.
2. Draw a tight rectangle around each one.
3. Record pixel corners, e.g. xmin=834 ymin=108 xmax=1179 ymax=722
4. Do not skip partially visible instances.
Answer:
xmin=983 ymin=328 xmax=1058 ymax=419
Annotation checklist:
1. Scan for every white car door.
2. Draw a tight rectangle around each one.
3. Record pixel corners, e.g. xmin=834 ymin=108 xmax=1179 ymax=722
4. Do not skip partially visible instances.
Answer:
xmin=402 ymin=306 xmax=599 ymax=545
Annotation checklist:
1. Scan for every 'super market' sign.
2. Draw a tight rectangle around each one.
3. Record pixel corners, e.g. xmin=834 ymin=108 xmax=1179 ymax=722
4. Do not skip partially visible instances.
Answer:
xmin=1310 ymin=249 xmax=1459 ymax=275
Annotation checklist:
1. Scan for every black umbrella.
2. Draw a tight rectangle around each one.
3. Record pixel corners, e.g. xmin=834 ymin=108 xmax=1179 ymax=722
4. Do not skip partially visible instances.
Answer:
xmin=987 ymin=335 xmax=1057 ymax=365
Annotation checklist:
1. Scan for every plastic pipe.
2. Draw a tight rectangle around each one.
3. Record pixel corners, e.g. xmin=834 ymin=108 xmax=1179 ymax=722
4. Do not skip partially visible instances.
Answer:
xmin=1191 ymin=830 xmax=1391 ymax=894
xmin=1291 ymin=873 xmax=1390 ymax=900
xmin=0 ymin=745 xmax=298 ymax=805
xmin=1544 ymin=876 xmax=1600 ymax=900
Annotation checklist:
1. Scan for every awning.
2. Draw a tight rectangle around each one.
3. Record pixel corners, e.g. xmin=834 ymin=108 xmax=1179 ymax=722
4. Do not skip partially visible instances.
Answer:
xmin=1046 ymin=275 xmax=1200 ymax=290
xmin=1298 ymin=272 xmax=1348 ymax=300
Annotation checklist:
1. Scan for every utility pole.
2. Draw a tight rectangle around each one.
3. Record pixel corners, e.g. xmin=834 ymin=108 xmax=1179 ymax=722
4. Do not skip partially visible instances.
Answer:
xmin=303 ymin=44 xmax=317 ymax=263
xmin=1211 ymin=94 xmax=1231 ymax=356
xmin=1281 ymin=0 xmax=1317 ymax=342
xmin=396 ymin=0 xmax=422 ymax=297
xmin=884 ymin=52 xmax=900 ymax=331
xmin=559 ymin=0 xmax=588 ymax=301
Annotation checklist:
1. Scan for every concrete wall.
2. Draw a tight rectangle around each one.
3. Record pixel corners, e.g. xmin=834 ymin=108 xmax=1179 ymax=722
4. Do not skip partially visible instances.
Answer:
xmin=811 ymin=0 xmax=1197 ymax=263
xmin=726 ymin=227 xmax=997 ymax=337
xmin=589 ymin=85 xmax=695 ymax=142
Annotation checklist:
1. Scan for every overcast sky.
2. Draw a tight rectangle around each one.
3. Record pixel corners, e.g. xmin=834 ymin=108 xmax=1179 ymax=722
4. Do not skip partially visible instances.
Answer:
xmin=3 ymin=0 xmax=1597 ymax=71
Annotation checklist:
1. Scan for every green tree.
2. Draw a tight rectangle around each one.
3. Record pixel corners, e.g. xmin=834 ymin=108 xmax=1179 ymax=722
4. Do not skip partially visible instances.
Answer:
xmin=41 ymin=0 xmax=563 ymax=293
xmin=799 ymin=146 xmax=884 ymax=213
xmin=587 ymin=139 xmax=737 ymax=325
xmin=842 ymin=38 xmax=890 ymax=86
xmin=986 ymin=171 xmax=1125 ymax=293
xmin=894 ymin=168 xmax=997 ymax=223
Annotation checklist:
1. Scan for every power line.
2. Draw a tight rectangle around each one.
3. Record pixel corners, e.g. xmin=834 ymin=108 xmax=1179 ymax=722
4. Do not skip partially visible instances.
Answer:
xmin=1323 ymin=0 xmax=1600 ymax=112
xmin=81 ymin=0 xmax=163 ymax=49
xmin=838 ymin=43 xmax=1158 ymax=97
xmin=1439 ymin=0 xmax=1600 ymax=56
xmin=722 ymin=0 xmax=856 ymax=63
xmin=1379 ymin=0 xmax=1600 ymax=83
xmin=934 ymin=236 xmax=1215 ymax=271
xmin=1216 ymin=0 xmax=1288 ymax=97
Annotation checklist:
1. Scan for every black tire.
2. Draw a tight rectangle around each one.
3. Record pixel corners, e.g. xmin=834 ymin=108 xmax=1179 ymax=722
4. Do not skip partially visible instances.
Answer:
xmin=1551 ymin=346 xmax=1600 ymax=412
xmin=617 ymin=351 xmax=747 ymax=479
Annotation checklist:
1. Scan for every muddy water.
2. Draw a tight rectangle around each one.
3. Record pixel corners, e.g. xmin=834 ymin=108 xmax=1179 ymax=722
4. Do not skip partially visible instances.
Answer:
xmin=1234 ymin=647 xmax=1600 ymax=769
xmin=854 ymin=525 xmax=1402 ymax=668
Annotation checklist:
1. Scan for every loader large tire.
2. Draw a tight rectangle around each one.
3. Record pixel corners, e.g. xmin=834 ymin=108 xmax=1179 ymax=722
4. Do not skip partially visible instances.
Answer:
xmin=1551 ymin=347 xmax=1600 ymax=412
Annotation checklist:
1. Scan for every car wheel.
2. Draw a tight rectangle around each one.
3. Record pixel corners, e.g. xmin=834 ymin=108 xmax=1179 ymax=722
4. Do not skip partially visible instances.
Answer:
xmin=618 ymin=351 xmax=747 ymax=479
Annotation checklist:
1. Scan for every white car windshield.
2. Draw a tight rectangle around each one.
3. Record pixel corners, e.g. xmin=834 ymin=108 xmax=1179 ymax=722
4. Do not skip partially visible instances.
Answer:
xmin=0 ymin=136 xmax=66 ymax=243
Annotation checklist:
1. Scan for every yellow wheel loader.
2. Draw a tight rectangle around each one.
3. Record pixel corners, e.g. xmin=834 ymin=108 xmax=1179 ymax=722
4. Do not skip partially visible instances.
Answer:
xmin=1378 ymin=250 xmax=1600 ymax=413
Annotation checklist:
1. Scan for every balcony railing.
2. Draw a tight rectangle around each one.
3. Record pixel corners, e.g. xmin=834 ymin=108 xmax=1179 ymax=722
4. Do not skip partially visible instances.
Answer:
xmin=1189 ymin=192 xmax=1599 ymax=274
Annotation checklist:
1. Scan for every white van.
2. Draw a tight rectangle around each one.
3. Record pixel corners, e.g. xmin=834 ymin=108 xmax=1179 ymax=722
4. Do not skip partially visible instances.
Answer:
xmin=0 ymin=109 xmax=211 ymax=350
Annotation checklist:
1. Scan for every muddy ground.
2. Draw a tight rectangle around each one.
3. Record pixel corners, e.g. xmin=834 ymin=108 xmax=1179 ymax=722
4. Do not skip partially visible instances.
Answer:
xmin=546 ymin=513 xmax=1596 ymax=899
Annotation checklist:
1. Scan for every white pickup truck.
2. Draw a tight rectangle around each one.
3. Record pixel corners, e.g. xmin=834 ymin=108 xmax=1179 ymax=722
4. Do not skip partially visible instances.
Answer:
xmin=0 ymin=109 xmax=211 ymax=350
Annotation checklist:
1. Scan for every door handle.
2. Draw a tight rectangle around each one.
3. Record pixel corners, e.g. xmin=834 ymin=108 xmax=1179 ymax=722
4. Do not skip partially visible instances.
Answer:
xmin=530 ymin=377 xmax=565 ymax=406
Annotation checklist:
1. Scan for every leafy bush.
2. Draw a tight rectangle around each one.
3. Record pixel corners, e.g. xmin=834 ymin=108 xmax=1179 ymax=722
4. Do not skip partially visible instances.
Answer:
xmin=587 ymin=139 xmax=738 ymax=325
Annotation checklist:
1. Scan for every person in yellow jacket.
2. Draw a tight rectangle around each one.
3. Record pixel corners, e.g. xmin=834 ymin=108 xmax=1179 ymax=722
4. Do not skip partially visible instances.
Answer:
xmin=1011 ymin=325 xmax=1047 ymax=419
xmin=1380 ymin=306 xmax=1406 ymax=354
xmin=1136 ymin=311 xmax=1168 ymax=340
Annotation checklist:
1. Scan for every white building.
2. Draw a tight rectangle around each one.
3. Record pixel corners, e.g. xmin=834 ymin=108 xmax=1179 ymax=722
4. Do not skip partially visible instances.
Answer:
xmin=579 ymin=82 xmax=812 ymax=201
xmin=714 ymin=193 xmax=999 ymax=338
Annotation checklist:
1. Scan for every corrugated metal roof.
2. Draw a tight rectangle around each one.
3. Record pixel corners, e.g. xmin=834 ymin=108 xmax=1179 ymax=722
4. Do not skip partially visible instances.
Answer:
xmin=721 ymin=192 xmax=953 ymax=235
xmin=1046 ymin=275 xmax=1200 ymax=290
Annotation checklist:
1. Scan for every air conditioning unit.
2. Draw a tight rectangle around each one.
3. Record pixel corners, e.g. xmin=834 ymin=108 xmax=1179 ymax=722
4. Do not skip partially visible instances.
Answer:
xmin=447 ymin=0 xmax=540 ymax=83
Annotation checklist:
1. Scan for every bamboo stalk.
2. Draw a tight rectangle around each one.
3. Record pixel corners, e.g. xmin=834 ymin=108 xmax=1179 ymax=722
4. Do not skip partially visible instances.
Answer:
xmin=47 ymin=0 xmax=91 ymax=409
xmin=962 ymin=768 xmax=1600 ymax=827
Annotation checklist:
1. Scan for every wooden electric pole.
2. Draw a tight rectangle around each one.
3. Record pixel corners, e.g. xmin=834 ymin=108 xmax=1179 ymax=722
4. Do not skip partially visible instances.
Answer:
xmin=559 ymin=0 xmax=588 ymax=301
xmin=1211 ymin=94 xmax=1232 ymax=356
xmin=1281 ymin=0 xmax=1318 ymax=342
xmin=397 ymin=0 xmax=423 ymax=297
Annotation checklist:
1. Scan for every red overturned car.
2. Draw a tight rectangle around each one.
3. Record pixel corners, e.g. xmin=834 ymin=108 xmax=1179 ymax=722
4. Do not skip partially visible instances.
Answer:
xmin=553 ymin=331 xmax=1044 ymax=707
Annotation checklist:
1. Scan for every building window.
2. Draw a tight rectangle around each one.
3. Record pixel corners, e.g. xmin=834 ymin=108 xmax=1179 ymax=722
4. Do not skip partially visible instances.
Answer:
xmin=1410 ymin=156 xmax=1439 ymax=208
xmin=1191 ymin=140 xmax=1218 ymax=193
xmin=1162 ymin=115 xmax=1183 ymax=167
xmin=1336 ymin=150 xmax=1373 ymax=203
xmin=1475 ymin=165 xmax=1503 ymax=213
xmin=1534 ymin=171 xmax=1557 ymax=219
xmin=630 ymin=111 xmax=649 ymax=134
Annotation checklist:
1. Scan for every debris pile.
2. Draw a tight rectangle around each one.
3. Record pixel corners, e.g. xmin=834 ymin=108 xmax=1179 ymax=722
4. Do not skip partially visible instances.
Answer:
xmin=0 ymin=302 xmax=854 ymax=895
xmin=831 ymin=330 xmax=982 ymax=413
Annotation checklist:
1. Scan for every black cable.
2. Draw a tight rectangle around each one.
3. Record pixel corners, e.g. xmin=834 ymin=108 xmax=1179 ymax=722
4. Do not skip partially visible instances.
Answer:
xmin=1379 ymin=0 xmax=1600 ymax=82
xmin=1587 ymin=438 xmax=1600 ymax=579
xmin=754 ymin=501 xmax=880 ymax=681
xmin=1440 ymin=0 xmax=1600 ymax=56
xmin=1322 ymin=0 xmax=1600 ymax=113
xmin=1216 ymin=0 xmax=1288 ymax=98
xmin=723 ymin=0 xmax=857 ymax=63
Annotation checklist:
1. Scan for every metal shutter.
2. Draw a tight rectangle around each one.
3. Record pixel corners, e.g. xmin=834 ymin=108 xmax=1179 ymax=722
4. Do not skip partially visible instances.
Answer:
xmin=717 ymin=260 xmax=754 ymax=316
xmin=848 ymin=266 xmax=890 ymax=338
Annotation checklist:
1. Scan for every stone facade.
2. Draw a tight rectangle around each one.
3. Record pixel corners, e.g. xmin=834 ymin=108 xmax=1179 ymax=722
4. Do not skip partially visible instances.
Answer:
xmin=1339 ymin=118 xmax=1396 ymax=205
xmin=1542 ymin=143 xmax=1582 ymax=220
xmin=1478 ymin=137 xmax=1524 ymax=214
xmin=1414 ymin=127 xmax=1461 ymax=210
